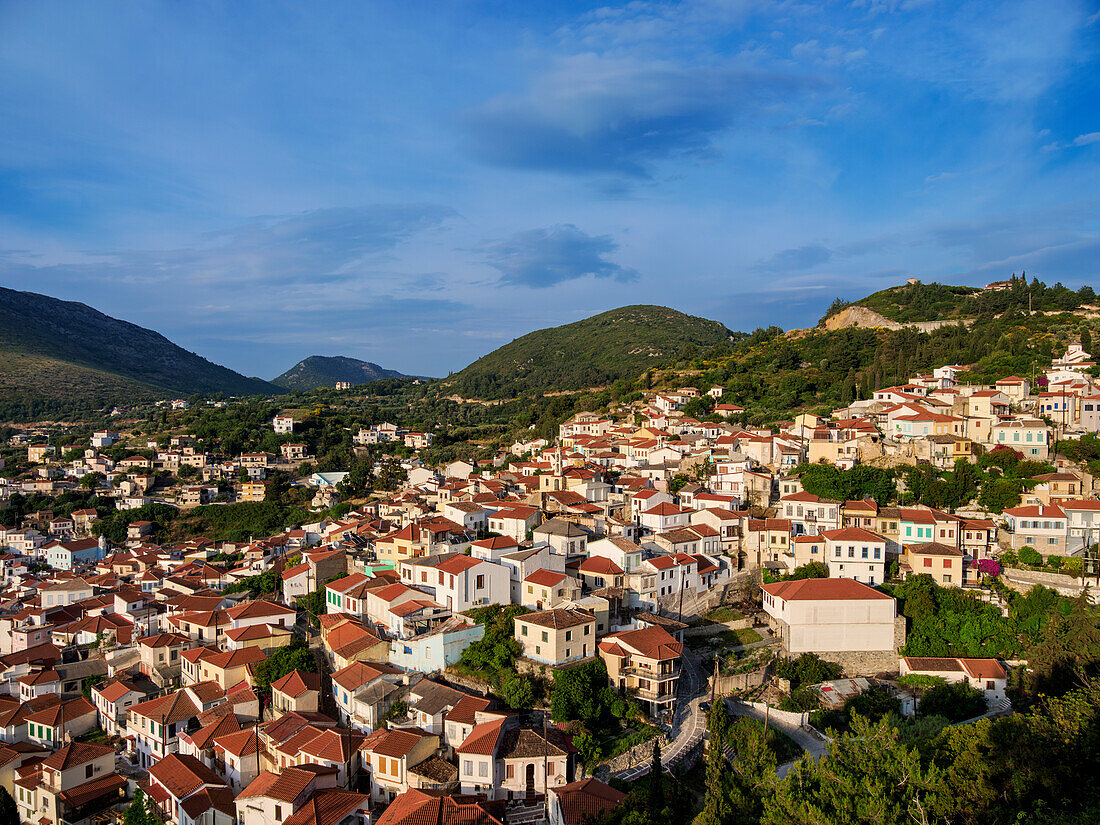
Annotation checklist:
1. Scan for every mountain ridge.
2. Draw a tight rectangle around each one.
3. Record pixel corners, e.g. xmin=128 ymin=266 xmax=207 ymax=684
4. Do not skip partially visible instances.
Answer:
xmin=272 ymin=355 xmax=408 ymax=391
xmin=442 ymin=304 xmax=739 ymax=400
xmin=0 ymin=287 xmax=282 ymax=420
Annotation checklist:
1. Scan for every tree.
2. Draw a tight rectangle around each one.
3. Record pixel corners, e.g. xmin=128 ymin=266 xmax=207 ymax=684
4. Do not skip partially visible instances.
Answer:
xmin=551 ymin=659 xmax=608 ymax=724
xmin=787 ymin=561 xmax=829 ymax=580
xmin=123 ymin=790 xmax=155 ymax=825
xmin=775 ymin=653 xmax=842 ymax=688
xmin=917 ymin=681 xmax=986 ymax=722
xmin=0 ymin=787 xmax=17 ymax=825
xmin=764 ymin=716 xmax=947 ymax=825
xmin=648 ymin=741 xmax=664 ymax=814
xmin=1019 ymin=546 xmax=1043 ymax=566
xmin=251 ymin=639 xmax=316 ymax=693
xmin=498 ymin=671 xmax=535 ymax=710
xmin=79 ymin=472 xmax=104 ymax=490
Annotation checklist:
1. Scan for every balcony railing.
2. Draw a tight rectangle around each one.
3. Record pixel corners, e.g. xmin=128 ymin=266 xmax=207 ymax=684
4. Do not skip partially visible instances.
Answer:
xmin=622 ymin=665 xmax=680 ymax=681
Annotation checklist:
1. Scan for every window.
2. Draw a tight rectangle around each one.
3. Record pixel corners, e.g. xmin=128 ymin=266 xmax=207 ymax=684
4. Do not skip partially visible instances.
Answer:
xmin=476 ymin=574 xmax=484 ymax=589
xmin=507 ymin=764 xmax=514 ymax=779
xmin=541 ymin=631 xmax=548 ymax=643
xmin=391 ymin=758 xmax=399 ymax=775
xmin=923 ymin=558 xmax=933 ymax=568
xmin=275 ymin=807 xmax=282 ymax=820
xmin=464 ymin=760 xmax=473 ymax=776
xmin=861 ymin=548 xmax=868 ymax=559
xmin=521 ymin=625 xmax=528 ymax=636
xmin=565 ymin=630 xmax=572 ymax=641
xmin=86 ymin=765 xmax=94 ymax=779
xmin=479 ymin=761 xmax=488 ymax=777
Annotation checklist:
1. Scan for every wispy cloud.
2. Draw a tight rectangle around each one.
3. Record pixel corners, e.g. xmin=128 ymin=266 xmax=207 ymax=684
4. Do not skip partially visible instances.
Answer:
xmin=752 ymin=244 xmax=833 ymax=273
xmin=458 ymin=53 xmax=824 ymax=179
xmin=483 ymin=224 xmax=638 ymax=288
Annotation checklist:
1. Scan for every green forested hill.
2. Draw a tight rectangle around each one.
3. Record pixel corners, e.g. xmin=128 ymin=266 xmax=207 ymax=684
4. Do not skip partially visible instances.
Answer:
xmin=272 ymin=355 xmax=407 ymax=391
xmin=0 ymin=287 xmax=282 ymax=420
xmin=443 ymin=305 xmax=738 ymax=399
xmin=824 ymin=276 xmax=1095 ymax=324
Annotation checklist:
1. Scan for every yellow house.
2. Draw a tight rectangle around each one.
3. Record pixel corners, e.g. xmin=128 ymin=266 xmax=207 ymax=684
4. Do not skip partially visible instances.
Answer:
xmin=514 ymin=608 xmax=596 ymax=666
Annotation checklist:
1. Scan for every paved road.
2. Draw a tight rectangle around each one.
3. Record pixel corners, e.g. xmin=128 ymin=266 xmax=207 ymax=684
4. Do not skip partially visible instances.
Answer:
xmin=614 ymin=649 xmax=708 ymax=781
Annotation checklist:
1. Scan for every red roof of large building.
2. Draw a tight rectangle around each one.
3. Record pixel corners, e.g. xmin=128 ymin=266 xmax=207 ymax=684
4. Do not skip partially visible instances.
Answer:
xmin=762 ymin=578 xmax=893 ymax=602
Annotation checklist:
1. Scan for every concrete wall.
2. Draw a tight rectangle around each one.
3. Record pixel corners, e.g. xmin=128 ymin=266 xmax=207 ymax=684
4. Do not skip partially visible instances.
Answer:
xmin=1001 ymin=566 xmax=1097 ymax=600
xmin=708 ymin=663 xmax=771 ymax=696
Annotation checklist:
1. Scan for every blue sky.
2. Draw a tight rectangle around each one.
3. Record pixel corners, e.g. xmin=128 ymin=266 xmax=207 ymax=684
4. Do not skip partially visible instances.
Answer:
xmin=1 ymin=0 xmax=1099 ymax=379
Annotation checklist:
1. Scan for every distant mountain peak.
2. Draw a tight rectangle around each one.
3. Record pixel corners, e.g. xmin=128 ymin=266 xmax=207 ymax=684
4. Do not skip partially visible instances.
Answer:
xmin=272 ymin=355 xmax=407 ymax=391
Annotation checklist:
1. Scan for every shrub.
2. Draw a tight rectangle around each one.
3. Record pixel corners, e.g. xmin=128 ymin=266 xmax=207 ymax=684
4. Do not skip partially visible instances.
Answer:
xmin=1018 ymin=546 xmax=1042 ymax=566
xmin=776 ymin=653 xmax=842 ymax=689
xmin=918 ymin=681 xmax=987 ymax=722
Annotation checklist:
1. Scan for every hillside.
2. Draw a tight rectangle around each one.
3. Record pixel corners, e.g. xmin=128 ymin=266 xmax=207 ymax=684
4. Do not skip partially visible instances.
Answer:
xmin=685 ymin=275 xmax=1100 ymax=426
xmin=0 ymin=287 xmax=281 ymax=421
xmin=273 ymin=355 xmax=407 ymax=391
xmin=443 ymin=305 xmax=738 ymax=399
xmin=822 ymin=277 xmax=1095 ymax=324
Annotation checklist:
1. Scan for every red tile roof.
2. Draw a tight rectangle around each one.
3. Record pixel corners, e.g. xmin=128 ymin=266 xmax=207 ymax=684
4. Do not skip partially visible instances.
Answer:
xmin=762 ymin=578 xmax=893 ymax=601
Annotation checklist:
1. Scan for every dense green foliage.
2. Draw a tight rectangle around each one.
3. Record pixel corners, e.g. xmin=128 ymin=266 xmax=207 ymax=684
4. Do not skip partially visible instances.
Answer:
xmin=272 ymin=355 xmax=407 ymax=391
xmin=775 ymin=653 xmax=842 ymax=688
xmin=796 ymin=464 xmax=896 ymax=504
xmin=826 ymin=276 xmax=1094 ymax=323
xmin=458 ymin=604 xmax=529 ymax=678
xmin=123 ymin=790 xmax=158 ymax=825
xmin=444 ymin=305 xmax=737 ymax=399
xmin=251 ymin=639 xmax=316 ymax=693
xmin=917 ymin=681 xmax=987 ymax=722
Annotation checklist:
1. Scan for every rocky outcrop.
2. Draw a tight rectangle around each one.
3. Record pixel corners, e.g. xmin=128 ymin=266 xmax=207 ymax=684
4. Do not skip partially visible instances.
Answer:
xmin=824 ymin=305 xmax=972 ymax=333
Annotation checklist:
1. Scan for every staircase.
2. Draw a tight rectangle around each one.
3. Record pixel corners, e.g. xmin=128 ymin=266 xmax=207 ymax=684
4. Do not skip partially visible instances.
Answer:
xmin=506 ymin=801 xmax=547 ymax=825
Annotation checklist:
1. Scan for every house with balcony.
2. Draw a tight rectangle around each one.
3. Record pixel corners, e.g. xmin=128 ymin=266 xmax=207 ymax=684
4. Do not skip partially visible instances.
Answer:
xmin=778 ymin=492 xmax=841 ymax=536
xmin=598 ymin=625 xmax=682 ymax=717
xmin=14 ymin=742 xmax=125 ymax=825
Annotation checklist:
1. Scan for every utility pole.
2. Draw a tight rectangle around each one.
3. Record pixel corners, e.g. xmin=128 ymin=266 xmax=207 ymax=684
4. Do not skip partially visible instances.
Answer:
xmin=676 ymin=564 xmax=687 ymax=623
xmin=542 ymin=710 xmax=550 ymax=817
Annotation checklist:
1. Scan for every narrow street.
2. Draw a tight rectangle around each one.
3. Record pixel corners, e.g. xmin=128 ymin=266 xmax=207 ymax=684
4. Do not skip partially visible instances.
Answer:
xmin=614 ymin=648 xmax=708 ymax=780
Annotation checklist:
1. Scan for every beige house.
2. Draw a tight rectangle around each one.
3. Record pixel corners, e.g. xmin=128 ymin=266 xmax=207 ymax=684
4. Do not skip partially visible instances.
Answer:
xmin=761 ymin=578 xmax=899 ymax=654
xmin=902 ymin=542 xmax=967 ymax=587
xmin=598 ymin=625 xmax=682 ymax=717
xmin=360 ymin=727 xmax=441 ymax=804
xmin=515 ymin=609 xmax=595 ymax=666
xmin=15 ymin=742 xmax=123 ymax=825
xmin=270 ymin=670 xmax=320 ymax=715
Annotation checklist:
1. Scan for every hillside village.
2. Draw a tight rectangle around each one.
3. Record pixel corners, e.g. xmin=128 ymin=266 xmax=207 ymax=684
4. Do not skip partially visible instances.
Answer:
xmin=0 ymin=329 xmax=1099 ymax=825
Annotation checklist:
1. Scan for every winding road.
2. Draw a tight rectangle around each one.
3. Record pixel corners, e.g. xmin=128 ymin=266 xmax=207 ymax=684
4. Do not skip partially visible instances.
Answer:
xmin=614 ymin=648 xmax=708 ymax=780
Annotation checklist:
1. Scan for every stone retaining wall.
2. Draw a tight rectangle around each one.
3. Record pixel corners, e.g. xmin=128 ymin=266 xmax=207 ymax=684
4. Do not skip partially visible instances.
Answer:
xmin=709 ymin=663 xmax=771 ymax=696
xmin=441 ymin=670 xmax=492 ymax=696
xmin=814 ymin=649 xmax=901 ymax=676
xmin=682 ymin=617 xmax=751 ymax=638
xmin=599 ymin=732 xmax=672 ymax=774
xmin=741 ymin=701 xmax=809 ymax=727
xmin=1001 ymin=567 xmax=1097 ymax=600
xmin=514 ymin=656 xmax=595 ymax=677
